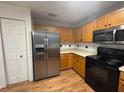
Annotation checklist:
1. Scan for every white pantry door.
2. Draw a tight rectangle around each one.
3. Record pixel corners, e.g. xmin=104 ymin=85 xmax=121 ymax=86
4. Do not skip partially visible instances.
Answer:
xmin=1 ymin=18 xmax=28 ymax=85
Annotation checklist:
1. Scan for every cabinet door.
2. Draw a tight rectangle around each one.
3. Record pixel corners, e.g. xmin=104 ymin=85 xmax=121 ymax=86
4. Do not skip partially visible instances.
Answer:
xmin=60 ymin=54 xmax=69 ymax=70
xmin=57 ymin=27 xmax=67 ymax=43
xmin=96 ymin=15 xmax=108 ymax=30
xmin=72 ymin=54 xmax=77 ymax=70
xmin=73 ymin=28 xmax=77 ymax=42
xmin=76 ymin=56 xmax=85 ymax=77
xmin=118 ymin=10 xmax=124 ymax=25
xmin=68 ymin=29 xmax=73 ymax=42
xmin=107 ymin=12 xmax=119 ymax=27
xmin=79 ymin=58 xmax=85 ymax=77
xmin=68 ymin=53 xmax=73 ymax=68
xmin=82 ymin=21 xmax=95 ymax=42
xmin=118 ymin=80 xmax=124 ymax=92
xmin=75 ymin=55 xmax=80 ymax=73
xmin=73 ymin=26 xmax=82 ymax=42
xmin=77 ymin=27 xmax=82 ymax=42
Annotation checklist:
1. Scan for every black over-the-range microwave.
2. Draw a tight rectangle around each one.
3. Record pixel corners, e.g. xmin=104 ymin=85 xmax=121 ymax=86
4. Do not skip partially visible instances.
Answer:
xmin=93 ymin=25 xmax=124 ymax=44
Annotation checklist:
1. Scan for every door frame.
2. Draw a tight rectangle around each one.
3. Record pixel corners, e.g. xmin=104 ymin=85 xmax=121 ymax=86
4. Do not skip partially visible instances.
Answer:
xmin=0 ymin=18 xmax=29 ymax=86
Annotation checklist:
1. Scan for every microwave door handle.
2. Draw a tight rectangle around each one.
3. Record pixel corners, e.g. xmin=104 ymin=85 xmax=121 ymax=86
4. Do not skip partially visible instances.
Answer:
xmin=113 ymin=29 xmax=117 ymax=42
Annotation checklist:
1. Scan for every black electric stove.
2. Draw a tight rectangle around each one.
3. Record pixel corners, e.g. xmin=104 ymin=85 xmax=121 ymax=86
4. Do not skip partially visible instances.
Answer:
xmin=85 ymin=47 xmax=124 ymax=92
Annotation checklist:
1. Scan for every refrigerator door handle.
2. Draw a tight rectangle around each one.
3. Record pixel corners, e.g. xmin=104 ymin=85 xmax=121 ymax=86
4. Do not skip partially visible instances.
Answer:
xmin=44 ymin=38 xmax=47 ymax=61
xmin=46 ymin=38 xmax=48 ymax=60
xmin=44 ymin=38 xmax=46 ymax=50
xmin=44 ymin=38 xmax=48 ymax=60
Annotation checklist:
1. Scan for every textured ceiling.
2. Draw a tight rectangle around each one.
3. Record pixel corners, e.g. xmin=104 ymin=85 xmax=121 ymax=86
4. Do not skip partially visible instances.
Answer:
xmin=1 ymin=1 xmax=124 ymax=28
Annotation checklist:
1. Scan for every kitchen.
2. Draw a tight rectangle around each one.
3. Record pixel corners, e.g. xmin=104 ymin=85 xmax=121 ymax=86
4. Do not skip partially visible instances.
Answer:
xmin=0 ymin=1 xmax=124 ymax=92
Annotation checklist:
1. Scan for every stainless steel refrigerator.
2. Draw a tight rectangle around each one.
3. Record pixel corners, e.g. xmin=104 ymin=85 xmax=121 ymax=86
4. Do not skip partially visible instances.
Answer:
xmin=32 ymin=31 xmax=60 ymax=81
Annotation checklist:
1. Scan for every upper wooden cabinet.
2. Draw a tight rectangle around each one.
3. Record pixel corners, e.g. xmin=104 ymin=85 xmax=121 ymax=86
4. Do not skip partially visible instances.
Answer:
xmin=34 ymin=24 xmax=57 ymax=32
xmin=34 ymin=24 xmax=74 ymax=43
xmin=73 ymin=26 xmax=82 ymax=42
xmin=96 ymin=8 xmax=124 ymax=30
xmin=65 ymin=28 xmax=73 ymax=42
xmin=96 ymin=15 xmax=108 ymax=30
xmin=56 ymin=27 xmax=73 ymax=43
xmin=82 ymin=21 xmax=96 ymax=42
xmin=56 ymin=27 xmax=68 ymax=42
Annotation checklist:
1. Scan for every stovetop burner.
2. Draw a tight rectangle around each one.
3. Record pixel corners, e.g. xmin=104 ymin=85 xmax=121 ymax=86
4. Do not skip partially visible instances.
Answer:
xmin=105 ymin=59 xmax=123 ymax=66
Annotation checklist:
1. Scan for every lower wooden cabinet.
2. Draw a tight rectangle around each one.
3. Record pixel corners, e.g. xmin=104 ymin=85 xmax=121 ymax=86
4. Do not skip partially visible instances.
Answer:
xmin=61 ymin=53 xmax=86 ymax=77
xmin=118 ymin=72 xmax=124 ymax=92
xmin=72 ymin=54 xmax=85 ymax=77
xmin=60 ymin=53 xmax=73 ymax=70
xmin=60 ymin=54 xmax=69 ymax=70
xmin=78 ymin=56 xmax=85 ymax=77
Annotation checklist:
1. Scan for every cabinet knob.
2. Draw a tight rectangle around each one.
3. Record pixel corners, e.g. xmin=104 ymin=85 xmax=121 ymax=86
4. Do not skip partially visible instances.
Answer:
xmin=104 ymin=25 xmax=107 ymax=27
xmin=108 ymin=24 xmax=111 ymax=26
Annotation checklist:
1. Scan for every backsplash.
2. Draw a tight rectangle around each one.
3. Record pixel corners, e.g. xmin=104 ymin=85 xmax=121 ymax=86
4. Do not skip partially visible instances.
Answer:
xmin=60 ymin=43 xmax=99 ymax=53
xmin=60 ymin=43 xmax=75 ymax=51
xmin=60 ymin=43 xmax=124 ymax=52
xmin=75 ymin=43 xmax=99 ymax=52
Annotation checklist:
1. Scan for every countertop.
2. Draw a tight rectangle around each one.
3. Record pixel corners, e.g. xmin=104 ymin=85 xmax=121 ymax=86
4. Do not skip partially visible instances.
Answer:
xmin=60 ymin=49 xmax=97 ymax=57
xmin=119 ymin=66 xmax=124 ymax=72
xmin=61 ymin=49 xmax=124 ymax=72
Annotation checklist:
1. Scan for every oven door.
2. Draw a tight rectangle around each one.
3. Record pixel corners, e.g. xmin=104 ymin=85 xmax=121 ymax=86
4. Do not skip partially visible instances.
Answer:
xmin=85 ymin=58 xmax=119 ymax=92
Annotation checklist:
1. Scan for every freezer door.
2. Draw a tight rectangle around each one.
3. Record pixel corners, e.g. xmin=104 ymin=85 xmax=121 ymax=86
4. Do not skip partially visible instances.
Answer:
xmin=46 ymin=32 xmax=60 ymax=77
xmin=32 ymin=31 xmax=47 ymax=81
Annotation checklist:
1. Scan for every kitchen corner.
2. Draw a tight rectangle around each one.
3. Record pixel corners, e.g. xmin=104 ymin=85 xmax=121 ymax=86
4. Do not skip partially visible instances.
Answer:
xmin=61 ymin=48 xmax=97 ymax=57
xmin=60 ymin=43 xmax=97 ymax=57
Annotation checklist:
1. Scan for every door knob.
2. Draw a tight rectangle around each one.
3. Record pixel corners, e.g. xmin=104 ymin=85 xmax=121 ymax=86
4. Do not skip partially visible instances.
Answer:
xmin=20 ymin=55 xmax=23 ymax=58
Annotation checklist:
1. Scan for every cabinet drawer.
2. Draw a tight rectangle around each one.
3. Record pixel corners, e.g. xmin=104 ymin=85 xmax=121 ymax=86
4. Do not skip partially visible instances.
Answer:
xmin=120 ymin=72 xmax=124 ymax=80
xmin=61 ymin=54 xmax=69 ymax=57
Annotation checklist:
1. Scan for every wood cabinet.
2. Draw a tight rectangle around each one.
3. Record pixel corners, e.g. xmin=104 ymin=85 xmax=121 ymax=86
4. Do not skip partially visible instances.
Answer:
xmin=60 ymin=53 xmax=73 ymax=70
xmin=95 ymin=8 xmax=124 ymax=30
xmin=55 ymin=27 xmax=74 ymax=43
xmin=72 ymin=54 xmax=79 ymax=72
xmin=60 ymin=54 xmax=69 ymax=70
xmin=118 ymin=71 xmax=124 ymax=92
xmin=34 ymin=24 xmax=74 ymax=43
xmin=72 ymin=54 xmax=85 ymax=77
xmin=68 ymin=53 xmax=73 ymax=68
xmin=66 ymin=28 xmax=73 ymax=42
xmin=60 ymin=53 xmax=86 ymax=77
xmin=34 ymin=24 xmax=57 ymax=32
xmin=73 ymin=26 xmax=82 ymax=42
xmin=78 ymin=56 xmax=86 ymax=77
xmin=82 ymin=21 xmax=96 ymax=42
xmin=56 ymin=27 xmax=68 ymax=42
xmin=96 ymin=15 xmax=108 ymax=30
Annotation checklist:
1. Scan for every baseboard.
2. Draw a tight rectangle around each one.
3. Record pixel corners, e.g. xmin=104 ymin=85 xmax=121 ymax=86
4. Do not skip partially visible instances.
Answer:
xmin=0 ymin=84 xmax=6 ymax=89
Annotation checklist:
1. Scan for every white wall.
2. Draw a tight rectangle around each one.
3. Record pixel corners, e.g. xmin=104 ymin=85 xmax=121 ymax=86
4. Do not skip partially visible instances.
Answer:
xmin=0 ymin=3 xmax=33 ymax=88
